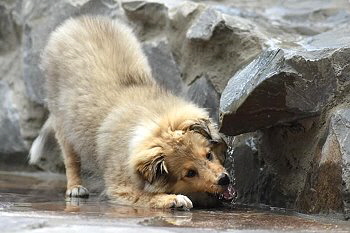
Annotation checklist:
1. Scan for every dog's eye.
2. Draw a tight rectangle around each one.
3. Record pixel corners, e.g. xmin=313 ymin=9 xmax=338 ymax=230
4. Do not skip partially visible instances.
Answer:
xmin=206 ymin=152 xmax=213 ymax=161
xmin=186 ymin=170 xmax=197 ymax=178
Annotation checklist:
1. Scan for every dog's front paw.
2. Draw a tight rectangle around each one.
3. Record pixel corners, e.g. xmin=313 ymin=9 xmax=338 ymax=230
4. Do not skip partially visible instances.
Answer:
xmin=155 ymin=194 xmax=193 ymax=209
xmin=172 ymin=195 xmax=193 ymax=209
xmin=65 ymin=185 xmax=89 ymax=198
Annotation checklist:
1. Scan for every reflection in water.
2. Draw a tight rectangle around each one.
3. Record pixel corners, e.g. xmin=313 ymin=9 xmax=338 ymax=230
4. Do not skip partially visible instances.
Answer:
xmin=64 ymin=197 xmax=192 ymax=219
xmin=1 ymin=171 xmax=350 ymax=231
xmin=65 ymin=200 xmax=194 ymax=226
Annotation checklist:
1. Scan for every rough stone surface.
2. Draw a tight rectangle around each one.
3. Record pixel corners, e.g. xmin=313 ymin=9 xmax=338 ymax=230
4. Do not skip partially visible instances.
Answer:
xmin=216 ymin=1 xmax=350 ymax=215
xmin=0 ymin=0 xmax=46 ymax=157
xmin=122 ymin=1 xmax=168 ymax=40
xmin=185 ymin=75 xmax=220 ymax=122
xmin=22 ymin=0 xmax=123 ymax=104
xmin=143 ymin=39 xmax=184 ymax=95
xmin=169 ymin=5 xmax=264 ymax=94
xmin=229 ymin=110 xmax=350 ymax=215
xmin=326 ymin=108 xmax=350 ymax=215
xmin=2 ymin=0 xmax=350 ymax=217
xmin=225 ymin=133 xmax=262 ymax=204
xmin=220 ymin=45 xmax=350 ymax=136
xmin=0 ymin=81 xmax=26 ymax=153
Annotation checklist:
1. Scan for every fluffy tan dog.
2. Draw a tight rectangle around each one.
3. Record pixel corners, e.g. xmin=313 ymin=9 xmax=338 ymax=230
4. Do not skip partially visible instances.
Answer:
xmin=30 ymin=16 xmax=235 ymax=209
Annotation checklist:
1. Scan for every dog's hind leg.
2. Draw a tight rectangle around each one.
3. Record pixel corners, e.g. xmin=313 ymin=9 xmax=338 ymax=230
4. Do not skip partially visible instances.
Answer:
xmin=55 ymin=130 xmax=89 ymax=198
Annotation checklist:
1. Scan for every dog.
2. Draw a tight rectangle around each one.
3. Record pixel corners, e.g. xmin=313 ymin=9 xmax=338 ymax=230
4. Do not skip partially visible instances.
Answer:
xmin=29 ymin=16 xmax=236 ymax=209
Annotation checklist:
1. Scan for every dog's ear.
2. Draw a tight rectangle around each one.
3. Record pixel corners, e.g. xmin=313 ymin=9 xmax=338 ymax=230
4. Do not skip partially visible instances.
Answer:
xmin=187 ymin=120 xmax=226 ymax=146
xmin=135 ymin=150 xmax=168 ymax=184
xmin=211 ymin=136 xmax=228 ymax=163
xmin=187 ymin=119 xmax=213 ymax=140
xmin=186 ymin=119 xmax=229 ymax=163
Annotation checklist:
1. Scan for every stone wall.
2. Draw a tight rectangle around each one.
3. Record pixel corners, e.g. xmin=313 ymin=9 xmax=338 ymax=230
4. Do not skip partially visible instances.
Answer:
xmin=1 ymin=0 xmax=350 ymax=216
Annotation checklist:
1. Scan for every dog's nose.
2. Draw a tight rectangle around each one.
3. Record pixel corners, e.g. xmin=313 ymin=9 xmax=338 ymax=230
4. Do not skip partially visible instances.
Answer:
xmin=218 ymin=173 xmax=230 ymax=186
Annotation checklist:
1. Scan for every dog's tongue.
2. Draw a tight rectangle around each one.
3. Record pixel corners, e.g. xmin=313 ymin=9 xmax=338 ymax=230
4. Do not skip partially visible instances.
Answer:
xmin=220 ymin=184 xmax=237 ymax=201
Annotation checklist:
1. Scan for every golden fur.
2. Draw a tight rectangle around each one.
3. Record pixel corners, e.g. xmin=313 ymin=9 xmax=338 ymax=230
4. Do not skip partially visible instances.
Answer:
xmin=33 ymin=16 xmax=231 ymax=208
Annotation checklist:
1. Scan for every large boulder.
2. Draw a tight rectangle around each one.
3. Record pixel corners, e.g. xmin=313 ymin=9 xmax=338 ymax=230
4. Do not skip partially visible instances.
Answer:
xmin=296 ymin=108 xmax=350 ymax=214
xmin=230 ymin=112 xmax=350 ymax=215
xmin=220 ymin=27 xmax=350 ymax=135
xmin=168 ymin=4 xmax=264 ymax=94
xmin=216 ymin=0 xmax=350 ymax=215
xmin=0 ymin=0 xmax=46 ymax=159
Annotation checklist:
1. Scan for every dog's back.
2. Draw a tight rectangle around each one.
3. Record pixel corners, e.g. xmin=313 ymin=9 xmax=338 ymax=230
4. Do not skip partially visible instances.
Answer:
xmin=41 ymin=16 xmax=155 ymax=159
xmin=43 ymin=16 xmax=154 ymax=94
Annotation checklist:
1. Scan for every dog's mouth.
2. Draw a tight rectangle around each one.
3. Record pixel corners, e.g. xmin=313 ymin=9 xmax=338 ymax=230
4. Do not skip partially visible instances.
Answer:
xmin=220 ymin=184 xmax=237 ymax=201
xmin=209 ymin=184 xmax=237 ymax=202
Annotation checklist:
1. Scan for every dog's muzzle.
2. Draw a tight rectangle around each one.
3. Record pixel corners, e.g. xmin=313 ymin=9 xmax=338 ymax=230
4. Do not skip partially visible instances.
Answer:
xmin=218 ymin=173 xmax=230 ymax=186
xmin=210 ymin=173 xmax=237 ymax=202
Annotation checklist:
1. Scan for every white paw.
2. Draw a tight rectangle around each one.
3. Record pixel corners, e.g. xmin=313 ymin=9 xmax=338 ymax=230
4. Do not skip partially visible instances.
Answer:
xmin=66 ymin=185 xmax=89 ymax=198
xmin=173 ymin=195 xmax=193 ymax=209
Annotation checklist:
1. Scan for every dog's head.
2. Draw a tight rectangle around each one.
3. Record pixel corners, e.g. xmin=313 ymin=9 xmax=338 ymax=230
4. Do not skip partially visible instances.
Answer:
xmin=131 ymin=118 xmax=236 ymax=202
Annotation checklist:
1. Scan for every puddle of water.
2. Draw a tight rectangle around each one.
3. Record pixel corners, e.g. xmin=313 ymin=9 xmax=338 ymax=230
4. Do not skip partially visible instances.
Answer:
xmin=1 ymin=171 xmax=350 ymax=232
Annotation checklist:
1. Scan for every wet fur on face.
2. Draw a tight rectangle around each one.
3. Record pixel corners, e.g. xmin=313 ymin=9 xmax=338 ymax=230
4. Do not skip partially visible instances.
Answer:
xmin=130 ymin=120 xmax=229 ymax=197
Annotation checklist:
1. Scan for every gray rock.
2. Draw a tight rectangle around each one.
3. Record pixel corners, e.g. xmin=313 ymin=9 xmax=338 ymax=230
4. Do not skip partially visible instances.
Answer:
xmin=246 ymin=117 xmax=326 ymax=210
xmin=0 ymin=48 xmax=46 ymax=159
xmin=186 ymin=7 xmax=223 ymax=41
xmin=0 ymin=81 xmax=26 ymax=153
xmin=225 ymin=133 xmax=263 ymax=204
xmin=231 ymin=110 xmax=350 ymax=214
xmin=122 ymin=1 xmax=168 ymax=41
xmin=22 ymin=0 xmax=122 ymax=104
xmin=220 ymin=40 xmax=350 ymax=135
xmin=261 ymin=2 xmax=350 ymax=36
xmin=169 ymin=6 xmax=264 ymax=94
xmin=143 ymin=39 xmax=184 ymax=95
xmin=185 ymin=75 xmax=220 ymax=122
xmin=0 ymin=1 xmax=21 ymax=54
xmin=295 ymin=108 xmax=350 ymax=214
xmin=0 ymin=0 xmax=46 ymax=157
xmin=300 ymin=26 xmax=350 ymax=50
xmin=328 ymin=108 xmax=350 ymax=215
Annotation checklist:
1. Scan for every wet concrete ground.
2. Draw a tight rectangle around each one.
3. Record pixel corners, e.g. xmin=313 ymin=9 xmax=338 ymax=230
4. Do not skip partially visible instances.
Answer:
xmin=1 ymin=171 xmax=350 ymax=233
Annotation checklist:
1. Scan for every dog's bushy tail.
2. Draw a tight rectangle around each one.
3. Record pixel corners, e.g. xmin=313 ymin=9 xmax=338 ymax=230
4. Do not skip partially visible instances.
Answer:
xmin=29 ymin=116 xmax=56 ymax=165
